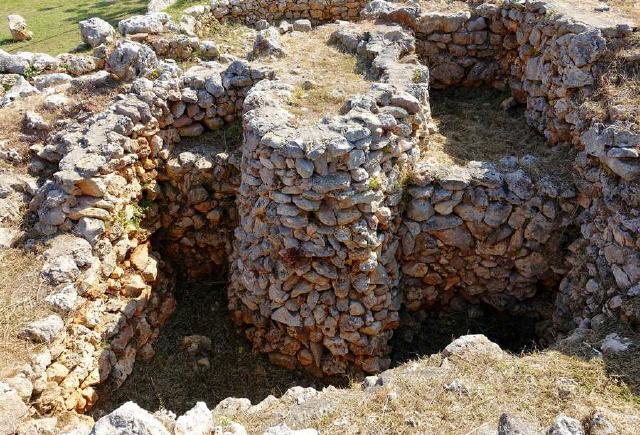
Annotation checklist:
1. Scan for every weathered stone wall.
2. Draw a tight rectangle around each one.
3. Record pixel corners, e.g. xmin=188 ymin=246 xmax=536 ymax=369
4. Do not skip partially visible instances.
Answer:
xmin=17 ymin=58 xmax=269 ymax=415
xmin=367 ymin=0 xmax=640 ymax=333
xmin=227 ymin=23 xmax=429 ymax=375
xmin=5 ymin=0 xmax=639 ymax=425
xmin=556 ymin=148 xmax=640 ymax=331
xmin=367 ymin=0 xmax=633 ymax=146
xmin=400 ymin=159 xmax=577 ymax=324
xmin=208 ymin=0 xmax=370 ymax=24
xmin=153 ymin=134 xmax=240 ymax=279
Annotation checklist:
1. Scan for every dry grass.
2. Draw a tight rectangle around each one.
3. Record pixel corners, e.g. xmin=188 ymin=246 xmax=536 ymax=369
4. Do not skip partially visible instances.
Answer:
xmin=581 ymin=32 xmax=640 ymax=125
xmin=555 ymin=319 xmax=640 ymax=396
xmin=236 ymin=349 xmax=640 ymax=434
xmin=0 ymin=94 xmax=46 ymax=172
xmin=417 ymin=0 xmax=471 ymax=13
xmin=201 ymin=19 xmax=256 ymax=58
xmin=259 ymin=24 xmax=372 ymax=125
xmin=0 ymin=248 xmax=51 ymax=378
xmin=607 ymin=0 xmax=640 ymax=23
xmin=425 ymin=87 xmax=576 ymax=182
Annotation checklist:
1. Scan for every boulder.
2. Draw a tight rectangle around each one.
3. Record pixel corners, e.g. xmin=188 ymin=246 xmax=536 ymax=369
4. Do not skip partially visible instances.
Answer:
xmin=8 ymin=14 xmax=32 ymax=41
xmin=45 ymin=284 xmax=82 ymax=313
xmin=80 ymin=17 xmax=116 ymax=48
xmin=498 ymin=413 xmax=537 ymax=435
xmin=4 ymin=375 xmax=32 ymax=402
xmin=0 ymin=382 xmax=28 ymax=435
xmin=73 ymin=217 xmax=106 ymax=245
xmin=546 ymin=415 xmax=585 ymax=435
xmin=33 ymin=73 xmax=72 ymax=90
xmin=0 ymin=49 xmax=30 ymax=74
xmin=174 ymin=402 xmax=213 ymax=435
xmin=18 ymin=314 xmax=65 ymax=343
xmin=251 ymin=28 xmax=286 ymax=59
xmin=442 ymin=334 xmax=504 ymax=359
xmin=90 ymin=401 xmax=170 ymax=435
xmin=118 ymin=13 xmax=173 ymax=35
xmin=0 ymin=226 xmax=22 ymax=248
xmin=0 ymin=76 xmax=39 ymax=107
xmin=293 ymin=19 xmax=312 ymax=32
xmin=106 ymin=41 xmax=158 ymax=81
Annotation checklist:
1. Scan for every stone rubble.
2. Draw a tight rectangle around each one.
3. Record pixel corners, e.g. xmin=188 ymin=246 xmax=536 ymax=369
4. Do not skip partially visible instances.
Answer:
xmin=79 ymin=335 xmax=612 ymax=435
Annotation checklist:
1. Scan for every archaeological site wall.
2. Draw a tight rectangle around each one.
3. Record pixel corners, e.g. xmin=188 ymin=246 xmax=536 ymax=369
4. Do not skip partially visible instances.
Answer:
xmin=4 ymin=0 xmax=639 ymax=423
xmin=207 ymin=0 xmax=370 ymax=23
xmin=365 ymin=0 xmax=640 ymax=333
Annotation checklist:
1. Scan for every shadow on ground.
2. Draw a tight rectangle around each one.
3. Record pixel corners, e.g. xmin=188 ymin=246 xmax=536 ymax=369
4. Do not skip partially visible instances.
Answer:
xmin=91 ymin=280 xmax=348 ymax=418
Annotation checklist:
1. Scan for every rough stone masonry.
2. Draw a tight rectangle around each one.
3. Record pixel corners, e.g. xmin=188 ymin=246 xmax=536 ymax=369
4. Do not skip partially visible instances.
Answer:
xmin=0 ymin=0 xmax=638 ymax=426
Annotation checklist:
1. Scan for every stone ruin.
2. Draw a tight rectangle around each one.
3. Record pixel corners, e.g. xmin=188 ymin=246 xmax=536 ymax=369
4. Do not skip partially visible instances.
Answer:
xmin=1 ymin=0 xmax=639 ymax=431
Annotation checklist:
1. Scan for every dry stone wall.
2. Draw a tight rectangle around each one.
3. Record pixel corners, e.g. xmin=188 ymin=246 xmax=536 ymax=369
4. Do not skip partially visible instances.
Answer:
xmin=208 ymin=0 xmax=370 ymax=24
xmin=153 ymin=134 xmax=240 ymax=279
xmin=17 ymin=58 xmax=269 ymax=415
xmin=3 ymin=0 xmax=639 ymax=427
xmin=400 ymin=159 xmax=577 ymax=324
xmin=366 ymin=0 xmax=640 ymax=332
xmin=228 ymin=23 xmax=429 ymax=376
xmin=367 ymin=1 xmax=634 ymax=148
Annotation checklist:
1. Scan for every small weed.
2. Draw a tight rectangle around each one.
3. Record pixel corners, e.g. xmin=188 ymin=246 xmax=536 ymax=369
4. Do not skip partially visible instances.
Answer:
xmin=412 ymin=68 xmax=427 ymax=84
xmin=146 ymin=68 xmax=161 ymax=80
xmin=216 ymin=416 xmax=234 ymax=427
xmin=368 ymin=175 xmax=382 ymax=190
xmin=116 ymin=201 xmax=153 ymax=232
xmin=22 ymin=66 xmax=37 ymax=79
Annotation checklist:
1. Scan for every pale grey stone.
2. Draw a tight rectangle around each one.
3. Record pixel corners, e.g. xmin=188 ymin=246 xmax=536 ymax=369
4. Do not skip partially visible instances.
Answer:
xmin=91 ymin=401 xmax=170 ymax=435
xmin=293 ymin=19 xmax=312 ymax=32
xmin=107 ymin=41 xmax=158 ymax=81
xmin=45 ymin=284 xmax=82 ymax=313
xmin=546 ymin=415 xmax=585 ymax=435
xmin=18 ymin=314 xmax=64 ymax=343
xmin=0 ymin=382 xmax=28 ymax=435
xmin=80 ymin=17 xmax=115 ymax=48
xmin=442 ymin=335 xmax=503 ymax=358
xmin=174 ymin=402 xmax=213 ymax=435
xmin=407 ymin=199 xmax=434 ymax=222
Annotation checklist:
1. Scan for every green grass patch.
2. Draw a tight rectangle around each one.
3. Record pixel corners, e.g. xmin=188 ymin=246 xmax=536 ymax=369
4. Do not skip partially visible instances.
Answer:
xmin=165 ymin=0 xmax=210 ymax=19
xmin=0 ymin=0 xmax=147 ymax=55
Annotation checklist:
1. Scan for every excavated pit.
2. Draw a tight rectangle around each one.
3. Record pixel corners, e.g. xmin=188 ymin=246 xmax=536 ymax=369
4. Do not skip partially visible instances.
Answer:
xmin=91 ymin=84 xmax=581 ymax=416
xmin=8 ymin=0 xmax=638 ymax=425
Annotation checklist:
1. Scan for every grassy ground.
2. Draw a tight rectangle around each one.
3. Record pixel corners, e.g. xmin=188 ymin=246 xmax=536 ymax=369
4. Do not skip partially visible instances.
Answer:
xmin=235 ymin=348 xmax=640 ymax=434
xmin=582 ymin=32 xmax=640 ymax=125
xmin=426 ymin=87 xmax=576 ymax=183
xmin=0 ymin=0 xmax=147 ymax=55
xmin=0 ymin=248 xmax=52 ymax=378
xmin=260 ymin=24 xmax=371 ymax=125
xmin=610 ymin=0 xmax=640 ymax=22
xmin=165 ymin=0 xmax=209 ymax=18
